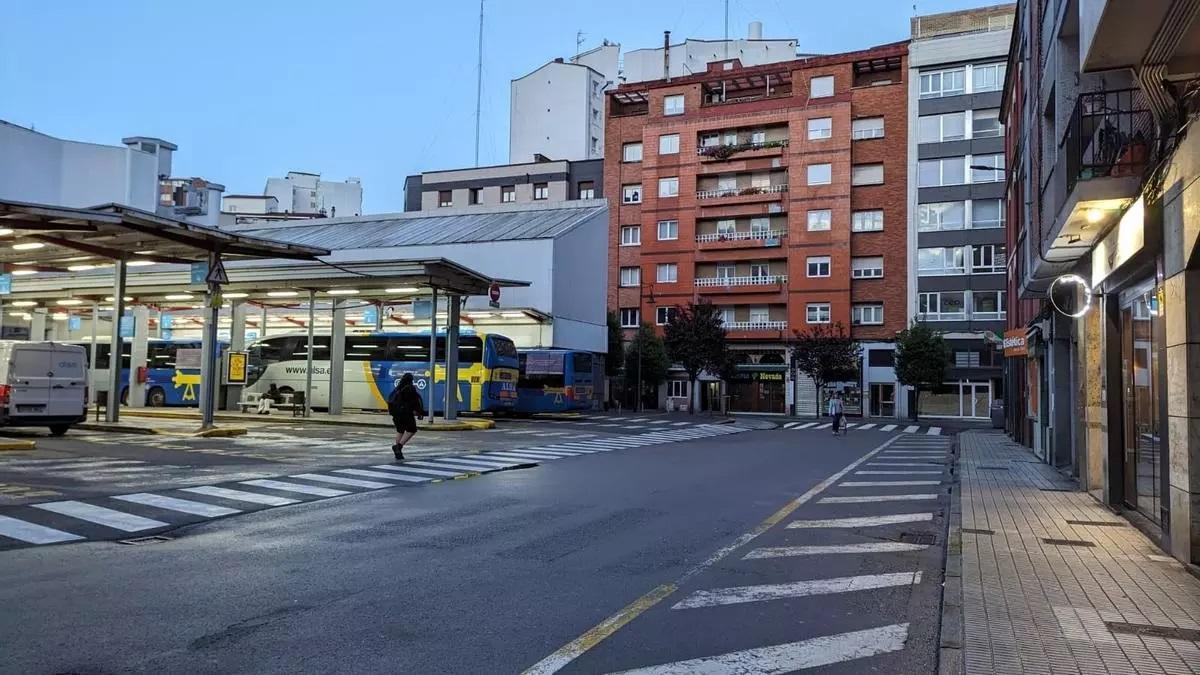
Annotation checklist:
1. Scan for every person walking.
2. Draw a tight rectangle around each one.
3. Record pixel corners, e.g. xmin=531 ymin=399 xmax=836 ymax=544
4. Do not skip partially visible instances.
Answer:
xmin=828 ymin=392 xmax=845 ymax=437
xmin=387 ymin=373 xmax=427 ymax=461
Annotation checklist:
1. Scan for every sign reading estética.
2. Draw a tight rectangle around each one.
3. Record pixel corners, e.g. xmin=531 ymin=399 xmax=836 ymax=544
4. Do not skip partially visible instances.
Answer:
xmin=1002 ymin=329 xmax=1028 ymax=357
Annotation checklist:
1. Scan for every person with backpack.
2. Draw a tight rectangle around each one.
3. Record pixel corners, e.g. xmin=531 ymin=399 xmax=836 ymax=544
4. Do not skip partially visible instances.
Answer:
xmin=388 ymin=373 xmax=427 ymax=461
xmin=828 ymin=392 xmax=845 ymax=437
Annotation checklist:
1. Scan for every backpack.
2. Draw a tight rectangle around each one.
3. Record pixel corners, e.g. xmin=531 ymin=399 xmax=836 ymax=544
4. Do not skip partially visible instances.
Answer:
xmin=388 ymin=384 xmax=407 ymax=414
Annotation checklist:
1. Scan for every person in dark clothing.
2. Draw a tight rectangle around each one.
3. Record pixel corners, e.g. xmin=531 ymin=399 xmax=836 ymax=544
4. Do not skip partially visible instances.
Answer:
xmin=387 ymin=373 xmax=426 ymax=461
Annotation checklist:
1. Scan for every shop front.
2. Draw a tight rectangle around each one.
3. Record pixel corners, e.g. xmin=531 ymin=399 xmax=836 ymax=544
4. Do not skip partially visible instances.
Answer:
xmin=728 ymin=368 xmax=787 ymax=414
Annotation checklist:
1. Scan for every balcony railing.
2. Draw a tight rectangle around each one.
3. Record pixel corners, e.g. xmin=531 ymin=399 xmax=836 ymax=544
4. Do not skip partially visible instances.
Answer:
xmin=695 ymin=274 xmax=788 ymax=287
xmin=696 ymin=229 xmax=786 ymax=243
xmin=696 ymin=139 xmax=789 ymax=159
xmin=1063 ymin=88 xmax=1154 ymax=194
xmin=725 ymin=320 xmax=788 ymax=330
xmin=697 ymin=184 xmax=788 ymax=199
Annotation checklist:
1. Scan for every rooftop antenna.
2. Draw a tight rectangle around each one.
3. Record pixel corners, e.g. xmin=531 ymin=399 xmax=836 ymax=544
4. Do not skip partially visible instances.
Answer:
xmin=576 ymin=30 xmax=585 ymax=54
xmin=474 ymin=0 xmax=485 ymax=167
xmin=724 ymin=0 xmax=730 ymax=59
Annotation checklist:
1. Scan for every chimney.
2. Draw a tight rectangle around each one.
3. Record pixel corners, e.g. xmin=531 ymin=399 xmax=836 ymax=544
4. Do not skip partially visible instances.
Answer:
xmin=748 ymin=21 xmax=763 ymax=40
xmin=663 ymin=31 xmax=671 ymax=81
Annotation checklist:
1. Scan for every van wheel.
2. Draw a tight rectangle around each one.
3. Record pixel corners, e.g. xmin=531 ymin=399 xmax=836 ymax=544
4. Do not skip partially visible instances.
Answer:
xmin=48 ymin=425 xmax=70 ymax=437
xmin=147 ymin=387 xmax=166 ymax=407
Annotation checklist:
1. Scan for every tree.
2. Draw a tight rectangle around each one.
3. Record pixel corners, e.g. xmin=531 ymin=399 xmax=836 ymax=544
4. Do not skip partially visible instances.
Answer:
xmin=791 ymin=323 xmax=861 ymax=414
xmin=623 ymin=323 xmax=670 ymax=410
xmin=894 ymin=322 xmax=949 ymax=421
xmin=663 ymin=301 xmax=730 ymax=413
xmin=605 ymin=311 xmax=623 ymax=377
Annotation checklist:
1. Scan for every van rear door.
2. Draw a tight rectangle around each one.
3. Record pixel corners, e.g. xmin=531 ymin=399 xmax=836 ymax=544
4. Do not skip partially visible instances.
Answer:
xmin=47 ymin=345 xmax=86 ymax=417
xmin=8 ymin=344 xmax=54 ymax=415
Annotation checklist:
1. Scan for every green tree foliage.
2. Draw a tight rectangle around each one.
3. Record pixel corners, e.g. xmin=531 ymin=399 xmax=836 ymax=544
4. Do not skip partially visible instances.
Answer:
xmin=791 ymin=323 xmax=862 ymax=403
xmin=663 ymin=301 xmax=731 ymax=413
xmin=894 ymin=322 xmax=949 ymax=421
xmin=605 ymin=311 xmax=623 ymax=377
xmin=624 ymin=322 xmax=670 ymax=408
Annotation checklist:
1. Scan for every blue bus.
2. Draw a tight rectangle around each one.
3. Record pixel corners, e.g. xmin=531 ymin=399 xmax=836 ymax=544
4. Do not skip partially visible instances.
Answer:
xmin=243 ymin=330 xmax=520 ymax=413
xmin=514 ymin=349 xmax=599 ymax=414
xmin=70 ymin=338 xmax=224 ymax=407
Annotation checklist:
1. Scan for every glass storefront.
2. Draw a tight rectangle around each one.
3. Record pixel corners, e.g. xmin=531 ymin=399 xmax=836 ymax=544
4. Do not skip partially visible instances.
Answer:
xmin=1120 ymin=280 xmax=1163 ymax=523
xmin=728 ymin=370 xmax=786 ymax=413
xmin=918 ymin=380 xmax=993 ymax=418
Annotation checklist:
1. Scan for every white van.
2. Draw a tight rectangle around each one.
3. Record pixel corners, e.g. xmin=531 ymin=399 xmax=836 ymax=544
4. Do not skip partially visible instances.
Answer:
xmin=0 ymin=341 xmax=87 ymax=436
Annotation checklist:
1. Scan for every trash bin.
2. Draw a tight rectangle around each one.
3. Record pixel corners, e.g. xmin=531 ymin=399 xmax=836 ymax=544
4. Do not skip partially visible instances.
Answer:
xmin=990 ymin=399 xmax=1005 ymax=429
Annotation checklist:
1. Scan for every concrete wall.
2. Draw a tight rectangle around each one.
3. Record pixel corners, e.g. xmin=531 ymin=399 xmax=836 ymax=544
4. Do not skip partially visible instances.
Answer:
xmin=510 ymin=61 xmax=597 ymax=163
xmin=622 ymin=39 xmax=798 ymax=84
xmin=263 ymin=174 xmax=362 ymax=216
xmin=552 ymin=206 xmax=608 ymax=351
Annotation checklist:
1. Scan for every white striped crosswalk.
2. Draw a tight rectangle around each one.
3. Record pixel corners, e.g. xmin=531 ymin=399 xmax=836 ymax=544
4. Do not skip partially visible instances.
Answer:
xmin=780 ymin=420 xmax=944 ymax=435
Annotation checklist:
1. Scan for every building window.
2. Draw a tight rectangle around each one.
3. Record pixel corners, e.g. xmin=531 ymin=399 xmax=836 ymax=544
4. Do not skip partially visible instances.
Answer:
xmin=917 ymin=201 xmax=966 ymax=231
xmin=972 ymin=290 xmax=1006 ymax=319
xmin=806 ymin=303 xmax=831 ymax=324
xmin=533 ymin=183 xmax=549 ymax=200
xmin=667 ymin=380 xmax=688 ymax=398
xmin=623 ymin=142 xmax=644 ymax=162
xmin=918 ymin=112 xmax=966 ymax=143
xmin=501 ymin=185 xmax=516 ymax=203
xmin=620 ymin=308 xmax=640 ymax=328
xmin=577 ymin=181 xmax=595 ymax=199
xmin=659 ymin=134 xmax=680 ymax=154
xmin=918 ymin=246 xmax=967 ymax=276
xmin=619 ymin=266 xmax=641 ymax=287
xmin=664 ymin=94 xmax=685 ymax=116
xmin=810 ymin=75 xmax=834 ymax=98
xmin=658 ymin=177 xmax=679 ymax=198
xmin=851 ymin=210 xmax=883 ymax=232
xmin=971 ymin=109 xmax=1002 ymax=138
xmin=468 ymin=188 xmax=482 ymax=205
xmin=808 ymin=117 xmax=832 ymax=140
xmin=918 ymin=291 xmax=966 ymax=320
xmin=971 ymin=198 xmax=1005 ymax=229
xmin=656 ymin=263 xmax=677 ymax=283
xmin=438 ymin=190 xmax=452 ymax=207
xmin=620 ymin=225 xmax=641 ymax=246
xmin=750 ymin=217 xmax=770 ymax=234
xmin=592 ymin=80 xmax=601 ymax=98
xmin=749 ymin=261 xmax=771 ymax=278
xmin=716 ymin=263 xmax=736 ymax=278
xmin=622 ymin=184 xmax=642 ymax=204
xmin=971 ymin=244 xmax=1005 ymax=273
xmin=657 ymin=219 xmax=678 ymax=240
xmin=591 ymin=137 xmax=600 ymax=155
xmin=918 ymin=157 xmax=966 ymax=187
xmin=807 ymin=209 xmax=832 ymax=231
xmin=852 ymin=304 xmax=884 ymax=325
xmin=970 ymin=154 xmax=1004 ymax=183
xmin=750 ymin=129 xmax=766 ymax=144
xmin=748 ymin=306 xmax=770 ymax=323
xmin=851 ymin=164 xmax=884 ymax=186
xmin=656 ymin=306 xmax=678 ymax=325
xmin=806 ymin=256 xmax=831 ymax=278
xmin=971 ymin=63 xmax=1006 ymax=93
xmin=955 ymin=350 xmax=982 ymax=367
xmin=919 ymin=67 xmax=965 ymax=98
xmin=851 ymin=256 xmax=884 ymax=278
xmin=868 ymin=349 xmax=895 ymax=367
xmin=591 ymin=108 xmax=601 ymax=124
xmin=807 ymin=164 xmax=832 ymax=186
xmin=716 ymin=219 xmax=736 ymax=235
xmin=851 ymin=117 xmax=885 ymax=140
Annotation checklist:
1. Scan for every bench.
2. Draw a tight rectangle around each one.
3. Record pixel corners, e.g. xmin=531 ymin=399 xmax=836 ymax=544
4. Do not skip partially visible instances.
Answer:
xmin=237 ymin=392 xmax=263 ymax=413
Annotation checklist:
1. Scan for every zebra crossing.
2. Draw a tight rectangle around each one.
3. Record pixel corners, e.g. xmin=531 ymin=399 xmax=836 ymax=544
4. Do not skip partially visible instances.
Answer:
xmin=780 ymin=419 xmax=945 ymax=435
xmin=0 ymin=423 xmax=748 ymax=550
xmin=553 ymin=434 xmax=954 ymax=673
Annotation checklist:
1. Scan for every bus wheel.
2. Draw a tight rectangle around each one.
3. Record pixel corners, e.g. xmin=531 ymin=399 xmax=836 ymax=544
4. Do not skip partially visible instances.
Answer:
xmin=48 ymin=424 xmax=70 ymax=436
xmin=147 ymin=387 xmax=166 ymax=407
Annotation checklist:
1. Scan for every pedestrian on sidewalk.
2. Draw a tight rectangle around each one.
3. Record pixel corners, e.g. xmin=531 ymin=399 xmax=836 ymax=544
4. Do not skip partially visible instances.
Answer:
xmin=256 ymin=384 xmax=281 ymax=414
xmin=388 ymin=373 xmax=426 ymax=461
xmin=828 ymin=392 xmax=845 ymax=436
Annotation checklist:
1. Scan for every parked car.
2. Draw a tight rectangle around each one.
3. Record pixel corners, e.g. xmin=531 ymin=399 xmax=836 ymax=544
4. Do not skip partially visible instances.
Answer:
xmin=0 ymin=341 xmax=87 ymax=436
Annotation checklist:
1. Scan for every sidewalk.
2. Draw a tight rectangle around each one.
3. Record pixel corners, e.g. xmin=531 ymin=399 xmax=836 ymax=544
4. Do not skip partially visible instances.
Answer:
xmin=947 ymin=430 xmax=1200 ymax=674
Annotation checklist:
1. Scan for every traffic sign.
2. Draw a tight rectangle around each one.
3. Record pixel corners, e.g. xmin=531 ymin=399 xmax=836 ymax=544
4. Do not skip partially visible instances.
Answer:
xmin=489 ymin=283 xmax=501 ymax=302
xmin=206 ymin=257 xmax=229 ymax=285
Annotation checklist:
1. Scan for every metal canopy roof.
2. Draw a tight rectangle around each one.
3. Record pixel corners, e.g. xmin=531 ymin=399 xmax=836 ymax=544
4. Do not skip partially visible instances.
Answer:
xmin=0 ymin=199 xmax=329 ymax=272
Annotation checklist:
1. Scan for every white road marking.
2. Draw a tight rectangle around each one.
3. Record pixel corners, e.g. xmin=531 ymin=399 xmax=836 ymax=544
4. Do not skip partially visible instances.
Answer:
xmin=608 ymin=623 xmax=910 ymax=675
xmin=927 ymin=427 xmax=942 ymax=435
xmin=418 ymin=458 xmax=517 ymax=471
xmin=787 ymin=513 xmax=933 ymax=529
xmin=670 ymin=421 xmax=689 ymax=426
xmin=33 ymin=501 xmax=168 ymax=531
xmin=798 ymin=422 xmax=818 ymax=429
xmin=819 ymin=494 xmax=938 ymax=504
xmin=290 ymin=473 xmax=392 ymax=489
xmin=3 ymin=459 xmax=146 ymax=470
xmin=857 ymin=423 xmax=877 ymax=430
xmin=485 ymin=452 xmax=562 ymax=462
xmin=180 ymin=486 xmax=299 ymax=507
xmin=113 ymin=493 xmax=240 ymax=517
xmin=816 ymin=423 xmax=832 ymax=429
xmin=902 ymin=425 xmax=920 ymax=433
xmin=844 ymin=423 xmax=857 ymax=429
xmin=371 ymin=465 xmax=462 ymax=478
xmin=782 ymin=422 xmax=800 ymax=429
xmin=334 ymin=468 xmax=431 ymax=482
xmin=842 ymin=480 xmax=942 ymax=487
xmin=880 ymin=424 xmax=898 ymax=431
xmin=445 ymin=456 xmax=527 ymax=468
xmin=744 ymin=542 xmax=928 ymax=559
xmin=240 ymin=479 xmax=350 ymax=497
xmin=867 ymin=462 xmax=942 ymax=467
xmin=0 ymin=515 xmax=84 ymax=544
xmin=647 ymin=420 xmax=671 ymax=425
xmin=855 ymin=470 xmax=943 ymax=475
xmin=507 ymin=449 xmax=584 ymax=457
xmin=672 ymin=572 xmax=922 ymax=609
xmin=403 ymin=460 xmax=487 ymax=472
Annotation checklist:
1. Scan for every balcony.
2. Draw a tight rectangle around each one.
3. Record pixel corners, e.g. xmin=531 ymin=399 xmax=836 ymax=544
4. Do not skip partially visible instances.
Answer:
xmin=696 ymin=229 xmax=786 ymax=244
xmin=726 ymin=320 xmax=788 ymax=331
xmin=697 ymin=184 xmax=788 ymax=200
xmin=697 ymin=139 xmax=789 ymax=161
xmin=695 ymin=274 xmax=788 ymax=288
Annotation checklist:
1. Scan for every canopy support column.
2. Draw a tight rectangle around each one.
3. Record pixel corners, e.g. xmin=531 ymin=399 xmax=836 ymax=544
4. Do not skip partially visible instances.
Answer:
xmin=127 ymin=306 xmax=149 ymax=408
xmin=444 ymin=294 xmax=460 ymax=421
xmin=198 ymin=253 xmax=220 ymax=429
xmin=304 ymin=289 xmax=315 ymax=418
xmin=329 ymin=300 xmax=346 ymax=415
xmin=88 ymin=303 xmax=98 ymax=408
xmin=30 ymin=309 xmax=46 ymax=342
xmin=105 ymin=261 xmax=127 ymax=423
xmin=427 ymin=289 xmax=438 ymax=422
xmin=224 ymin=301 xmax=248 ymax=411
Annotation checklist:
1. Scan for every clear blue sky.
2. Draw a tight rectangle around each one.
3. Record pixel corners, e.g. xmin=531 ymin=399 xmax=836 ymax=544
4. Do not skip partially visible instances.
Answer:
xmin=1 ymin=0 xmax=1002 ymax=213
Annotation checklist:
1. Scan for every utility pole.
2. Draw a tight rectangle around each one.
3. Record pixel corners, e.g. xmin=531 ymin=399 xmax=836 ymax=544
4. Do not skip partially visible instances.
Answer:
xmin=724 ymin=0 xmax=730 ymax=59
xmin=576 ymin=30 xmax=585 ymax=54
xmin=474 ymin=0 xmax=484 ymax=167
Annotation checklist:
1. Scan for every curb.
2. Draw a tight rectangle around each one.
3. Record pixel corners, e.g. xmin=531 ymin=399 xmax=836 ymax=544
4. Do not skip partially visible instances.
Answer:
xmin=100 ymin=410 xmax=495 ymax=431
xmin=75 ymin=423 xmax=249 ymax=438
xmin=938 ymin=436 xmax=965 ymax=675
xmin=0 ymin=440 xmax=36 ymax=451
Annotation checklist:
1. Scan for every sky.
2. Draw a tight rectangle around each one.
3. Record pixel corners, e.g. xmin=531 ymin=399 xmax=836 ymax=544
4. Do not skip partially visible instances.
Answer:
xmin=0 ymin=0 xmax=1002 ymax=213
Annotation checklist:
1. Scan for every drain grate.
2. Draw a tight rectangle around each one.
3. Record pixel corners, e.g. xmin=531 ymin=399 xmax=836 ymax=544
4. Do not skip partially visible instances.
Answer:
xmin=897 ymin=532 xmax=937 ymax=546
xmin=118 ymin=535 xmax=173 ymax=546
xmin=1105 ymin=622 xmax=1200 ymax=641
xmin=1065 ymin=519 xmax=1126 ymax=527
xmin=962 ymin=528 xmax=995 ymax=536
xmin=976 ymin=466 xmax=1010 ymax=470
xmin=1039 ymin=487 xmax=1074 ymax=492
xmin=1041 ymin=537 xmax=1095 ymax=547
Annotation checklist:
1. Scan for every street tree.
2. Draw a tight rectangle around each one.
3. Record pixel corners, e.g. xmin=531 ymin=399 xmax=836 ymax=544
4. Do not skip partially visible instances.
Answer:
xmin=623 ymin=322 xmax=670 ymax=410
xmin=605 ymin=311 xmax=623 ymax=377
xmin=791 ymin=323 xmax=861 ymax=412
xmin=894 ymin=321 xmax=949 ymax=421
xmin=663 ymin=300 xmax=730 ymax=413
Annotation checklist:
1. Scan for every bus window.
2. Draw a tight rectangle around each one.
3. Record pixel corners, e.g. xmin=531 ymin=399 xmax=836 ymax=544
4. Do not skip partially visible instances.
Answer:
xmin=387 ymin=336 xmax=430 ymax=362
xmin=572 ymin=352 xmax=593 ymax=374
xmin=490 ymin=336 xmax=518 ymax=359
xmin=94 ymin=343 xmax=112 ymax=369
xmin=454 ymin=337 xmax=483 ymax=364
xmin=345 ymin=336 xmax=388 ymax=361
xmin=148 ymin=342 xmax=176 ymax=367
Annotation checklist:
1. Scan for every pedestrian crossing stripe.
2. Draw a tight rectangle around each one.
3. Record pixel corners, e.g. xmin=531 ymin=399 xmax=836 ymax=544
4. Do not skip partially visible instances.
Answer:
xmin=780 ymin=421 xmax=943 ymax=435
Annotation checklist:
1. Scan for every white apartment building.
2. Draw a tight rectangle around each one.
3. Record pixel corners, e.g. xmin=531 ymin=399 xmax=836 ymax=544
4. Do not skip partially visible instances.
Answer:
xmin=263 ymin=171 xmax=362 ymax=219
xmin=620 ymin=24 xmax=797 ymax=84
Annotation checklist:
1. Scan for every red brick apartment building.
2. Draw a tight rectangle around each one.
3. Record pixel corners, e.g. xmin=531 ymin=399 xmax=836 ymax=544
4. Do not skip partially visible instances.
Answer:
xmin=605 ymin=42 xmax=909 ymax=414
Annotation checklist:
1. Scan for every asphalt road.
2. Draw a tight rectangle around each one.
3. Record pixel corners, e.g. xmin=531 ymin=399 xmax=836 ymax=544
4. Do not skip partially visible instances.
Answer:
xmin=0 ymin=426 xmax=952 ymax=674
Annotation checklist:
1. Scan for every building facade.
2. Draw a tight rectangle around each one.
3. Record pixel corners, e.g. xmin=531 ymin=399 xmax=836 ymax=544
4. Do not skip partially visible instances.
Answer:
xmin=403 ymin=158 xmax=603 ymax=212
xmin=263 ymin=171 xmax=362 ymax=219
xmin=907 ymin=5 xmax=1015 ymax=420
xmin=509 ymin=46 xmax=616 ymax=163
xmin=605 ymin=43 xmax=910 ymax=416
xmin=1003 ymin=0 xmax=1200 ymax=564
